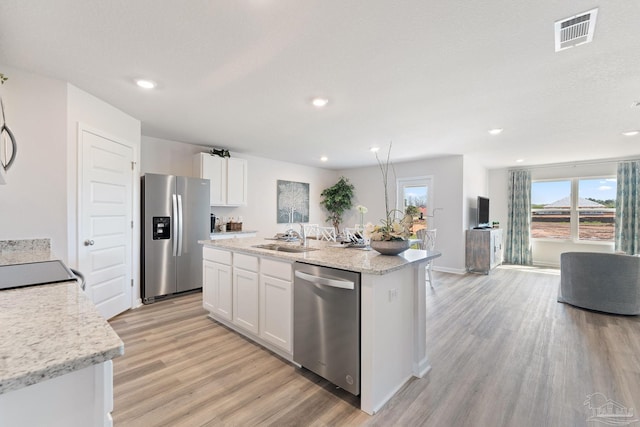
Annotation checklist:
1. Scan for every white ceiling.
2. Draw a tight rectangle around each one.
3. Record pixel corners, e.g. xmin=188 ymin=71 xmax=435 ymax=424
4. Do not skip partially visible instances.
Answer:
xmin=1 ymin=1 xmax=639 ymax=170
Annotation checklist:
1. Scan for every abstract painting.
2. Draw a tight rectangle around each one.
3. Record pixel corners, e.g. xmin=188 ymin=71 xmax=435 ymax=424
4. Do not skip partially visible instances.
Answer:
xmin=277 ymin=180 xmax=309 ymax=224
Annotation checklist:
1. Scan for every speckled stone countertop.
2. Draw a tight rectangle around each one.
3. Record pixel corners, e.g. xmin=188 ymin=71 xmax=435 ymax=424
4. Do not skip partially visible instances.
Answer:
xmin=0 ymin=239 xmax=124 ymax=395
xmin=199 ymin=237 xmax=441 ymax=275
xmin=0 ymin=238 xmax=56 ymax=266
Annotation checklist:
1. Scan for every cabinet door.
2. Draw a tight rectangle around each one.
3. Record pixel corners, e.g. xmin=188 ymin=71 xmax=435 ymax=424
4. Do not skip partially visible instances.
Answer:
xmin=200 ymin=155 xmax=226 ymax=205
xmin=203 ymin=260 xmax=232 ymax=321
xmin=226 ymin=158 xmax=247 ymax=206
xmin=233 ymin=267 xmax=259 ymax=334
xmin=259 ymin=274 xmax=292 ymax=353
xmin=491 ymin=229 xmax=503 ymax=268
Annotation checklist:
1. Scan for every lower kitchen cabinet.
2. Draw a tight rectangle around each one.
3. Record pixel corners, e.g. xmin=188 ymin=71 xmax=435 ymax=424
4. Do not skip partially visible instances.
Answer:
xmin=260 ymin=272 xmax=292 ymax=353
xmin=202 ymin=247 xmax=293 ymax=359
xmin=203 ymin=248 xmax=233 ymax=321
xmin=233 ymin=254 xmax=260 ymax=334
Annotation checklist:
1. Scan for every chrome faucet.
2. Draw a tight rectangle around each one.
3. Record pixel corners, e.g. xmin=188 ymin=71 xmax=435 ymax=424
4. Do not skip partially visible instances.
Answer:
xmin=298 ymin=223 xmax=307 ymax=247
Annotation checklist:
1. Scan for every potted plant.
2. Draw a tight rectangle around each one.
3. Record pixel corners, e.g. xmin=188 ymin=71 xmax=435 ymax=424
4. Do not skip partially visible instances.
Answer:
xmin=364 ymin=143 xmax=413 ymax=255
xmin=320 ymin=176 xmax=355 ymax=235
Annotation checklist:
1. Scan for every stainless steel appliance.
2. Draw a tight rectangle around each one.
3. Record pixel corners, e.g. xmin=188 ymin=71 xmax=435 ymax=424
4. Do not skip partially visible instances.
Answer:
xmin=210 ymin=213 xmax=216 ymax=233
xmin=0 ymin=260 xmax=80 ymax=290
xmin=293 ymin=262 xmax=361 ymax=395
xmin=141 ymin=173 xmax=210 ymax=303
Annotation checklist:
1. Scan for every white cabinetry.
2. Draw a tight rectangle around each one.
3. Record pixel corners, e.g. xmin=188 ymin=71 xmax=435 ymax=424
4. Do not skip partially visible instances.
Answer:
xmin=194 ymin=153 xmax=247 ymax=206
xmin=202 ymin=246 xmax=294 ymax=358
xmin=259 ymin=258 xmax=293 ymax=353
xmin=203 ymin=247 xmax=233 ymax=320
xmin=232 ymin=253 xmax=259 ymax=334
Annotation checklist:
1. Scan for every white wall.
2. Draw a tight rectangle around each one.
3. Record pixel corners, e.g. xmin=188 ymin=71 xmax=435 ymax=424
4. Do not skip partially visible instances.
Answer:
xmin=488 ymin=161 xmax=617 ymax=268
xmin=141 ymin=135 xmax=201 ymax=177
xmin=341 ymin=155 xmax=466 ymax=273
xmin=488 ymin=168 xmax=508 ymax=228
xmin=463 ymin=156 xmax=489 ymax=229
xmin=0 ymin=65 xmax=69 ymax=258
xmin=140 ymin=136 xmax=339 ymax=238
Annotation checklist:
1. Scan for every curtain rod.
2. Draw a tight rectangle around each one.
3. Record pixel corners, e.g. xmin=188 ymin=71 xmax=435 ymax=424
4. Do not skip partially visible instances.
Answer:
xmin=508 ymin=156 xmax=640 ymax=171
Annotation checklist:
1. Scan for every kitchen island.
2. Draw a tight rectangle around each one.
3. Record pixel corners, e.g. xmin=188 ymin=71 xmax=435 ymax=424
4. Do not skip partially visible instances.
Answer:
xmin=199 ymin=237 xmax=441 ymax=415
xmin=0 ymin=240 xmax=124 ymax=427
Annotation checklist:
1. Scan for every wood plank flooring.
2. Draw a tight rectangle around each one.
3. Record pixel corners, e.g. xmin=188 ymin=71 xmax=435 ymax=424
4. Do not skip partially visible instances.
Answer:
xmin=109 ymin=267 xmax=640 ymax=426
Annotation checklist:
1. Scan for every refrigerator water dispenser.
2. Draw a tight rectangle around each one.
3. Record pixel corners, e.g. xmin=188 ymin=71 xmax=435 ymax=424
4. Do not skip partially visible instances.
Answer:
xmin=152 ymin=217 xmax=171 ymax=240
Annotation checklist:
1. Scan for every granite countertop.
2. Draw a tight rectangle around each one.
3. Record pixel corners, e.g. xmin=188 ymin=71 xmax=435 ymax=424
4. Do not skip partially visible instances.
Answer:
xmin=0 ymin=239 xmax=124 ymax=395
xmin=0 ymin=239 xmax=57 ymax=266
xmin=210 ymin=230 xmax=258 ymax=236
xmin=199 ymin=237 xmax=441 ymax=275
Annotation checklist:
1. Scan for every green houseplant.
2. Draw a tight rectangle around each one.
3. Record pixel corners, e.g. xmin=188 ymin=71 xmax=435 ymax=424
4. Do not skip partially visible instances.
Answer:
xmin=320 ymin=176 xmax=355 ymax=234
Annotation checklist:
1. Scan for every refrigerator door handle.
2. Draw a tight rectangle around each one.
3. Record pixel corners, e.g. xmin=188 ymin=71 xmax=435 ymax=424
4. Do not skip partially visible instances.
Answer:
xmin=177 ymin=194 xmax=184 ymax=256
xmin=172 ymin=193 xmax=178 ymax=256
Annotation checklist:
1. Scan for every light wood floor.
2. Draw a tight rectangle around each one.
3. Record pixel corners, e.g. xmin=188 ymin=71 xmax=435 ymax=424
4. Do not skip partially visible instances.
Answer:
xmin=109 ymin=266 xmax=640 ymax=426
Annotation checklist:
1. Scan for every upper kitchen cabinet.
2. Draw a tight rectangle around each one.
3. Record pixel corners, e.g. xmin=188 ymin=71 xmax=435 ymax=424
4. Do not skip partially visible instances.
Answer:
xmin=194 ymin=153 xmax=247 ymax=206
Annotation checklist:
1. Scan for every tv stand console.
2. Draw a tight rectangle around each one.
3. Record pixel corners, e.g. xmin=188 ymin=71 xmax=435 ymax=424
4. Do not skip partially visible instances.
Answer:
xmin=466 ymin=228 xmax=503 ymax=274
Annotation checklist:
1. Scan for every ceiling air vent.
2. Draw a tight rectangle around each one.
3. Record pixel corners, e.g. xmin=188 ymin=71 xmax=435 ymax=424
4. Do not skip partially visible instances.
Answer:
xmin=554 ymin=8 xmax=598 ymax=52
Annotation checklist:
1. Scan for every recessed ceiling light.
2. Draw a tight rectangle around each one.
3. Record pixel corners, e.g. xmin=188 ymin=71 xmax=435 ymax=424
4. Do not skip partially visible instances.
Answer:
xmin=320 ymin=156 xmax=328 ymax=162
xmin=488 ymin=128 xmax=503 ymax=135
xmin=516 ymin=159 xmax=524 ymax=163
xmin=622 ymin=130 xmax=639 ymax=137
xmin=370 ymin=147 xmax=380 ymax=153
xmin=311 ymin=98 xmax=329 ymax=108
xmin=136 ymin=79 xmax=156 ymax=89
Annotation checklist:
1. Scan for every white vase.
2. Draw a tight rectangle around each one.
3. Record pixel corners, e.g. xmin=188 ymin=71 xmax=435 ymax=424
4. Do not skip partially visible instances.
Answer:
xmin=370 ymin=239 xmax=410 ymax=256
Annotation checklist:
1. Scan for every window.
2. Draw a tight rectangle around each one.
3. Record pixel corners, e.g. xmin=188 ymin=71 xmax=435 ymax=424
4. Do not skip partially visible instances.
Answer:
xmin=578 ymin=178 xmax=616 ymax=241
xmin=397 ymin=177 xmax=433 ymax=233
xmin=531 ymin=177 xmax=616 ymax=241
xmin=531 ymin=180 xmax=571 ymax=239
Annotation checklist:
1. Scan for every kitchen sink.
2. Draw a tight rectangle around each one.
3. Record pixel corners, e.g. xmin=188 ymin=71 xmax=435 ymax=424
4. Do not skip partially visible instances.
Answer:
xmin=252 ymin=243 xmax=318 ymax=253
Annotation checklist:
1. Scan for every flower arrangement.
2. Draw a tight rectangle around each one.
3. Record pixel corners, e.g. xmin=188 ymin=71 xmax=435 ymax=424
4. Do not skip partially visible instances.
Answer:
xmin=364 ymin=143 xmax=413 ymax=242
xmin=356 ymin=204 xmax=368 ymax=228
xmin=0 ymin=73 xmax=7 ymax=85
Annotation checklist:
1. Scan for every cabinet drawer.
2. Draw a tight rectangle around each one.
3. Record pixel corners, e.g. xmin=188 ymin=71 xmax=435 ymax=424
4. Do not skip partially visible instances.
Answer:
xmin=234 ymin=253 xmax=259 ymax=272
xmin=203 ymin=247 xmax=232 ymax=265
xmin=261 ymin=258 xmax=292 ymax=281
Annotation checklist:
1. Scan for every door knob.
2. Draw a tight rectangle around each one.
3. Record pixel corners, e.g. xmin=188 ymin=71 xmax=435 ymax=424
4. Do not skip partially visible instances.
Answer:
xmin=84 ymin=239 xmax=95 ymax=246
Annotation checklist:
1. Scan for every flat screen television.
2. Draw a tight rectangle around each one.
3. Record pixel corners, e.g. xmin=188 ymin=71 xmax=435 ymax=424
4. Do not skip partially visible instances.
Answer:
xmin=477 ymin=196 xmax=490 ymax=228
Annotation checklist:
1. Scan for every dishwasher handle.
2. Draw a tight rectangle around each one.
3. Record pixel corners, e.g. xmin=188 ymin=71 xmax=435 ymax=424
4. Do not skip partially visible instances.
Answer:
xmin=294 ymin=270 xmax=355 ymax=290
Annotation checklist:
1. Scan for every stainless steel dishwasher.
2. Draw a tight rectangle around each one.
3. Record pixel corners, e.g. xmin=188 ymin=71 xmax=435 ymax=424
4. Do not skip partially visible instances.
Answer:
xmin=293 ymin=262 xmax=361 ymax=396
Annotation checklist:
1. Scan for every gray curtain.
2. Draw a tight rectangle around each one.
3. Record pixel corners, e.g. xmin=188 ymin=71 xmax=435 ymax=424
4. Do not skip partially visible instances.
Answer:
xmin=615 ymin=161 xmax=640 ymax=254
xmin=505 ymin=169 xmax=532 ymax=265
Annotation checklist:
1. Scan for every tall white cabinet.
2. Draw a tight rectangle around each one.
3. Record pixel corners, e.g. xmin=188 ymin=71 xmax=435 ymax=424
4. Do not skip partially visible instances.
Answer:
xmin=194 ymin=153 xmax=247 ymax=206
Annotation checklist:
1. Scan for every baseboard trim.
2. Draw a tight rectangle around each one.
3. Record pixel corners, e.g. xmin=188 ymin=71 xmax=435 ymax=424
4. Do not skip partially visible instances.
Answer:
xmin=432 ymin=266 xmax=466 ymax=275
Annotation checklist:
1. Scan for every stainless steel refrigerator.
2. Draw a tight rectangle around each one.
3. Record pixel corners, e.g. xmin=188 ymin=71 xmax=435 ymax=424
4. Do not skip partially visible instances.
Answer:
xmin=141 ymin=173 xmax=210 ymax=303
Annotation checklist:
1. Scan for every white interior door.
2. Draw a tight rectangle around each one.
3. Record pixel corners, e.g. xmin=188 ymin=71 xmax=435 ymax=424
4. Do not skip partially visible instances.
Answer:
xmin=79 ymin=126 xmax=133 ymax=319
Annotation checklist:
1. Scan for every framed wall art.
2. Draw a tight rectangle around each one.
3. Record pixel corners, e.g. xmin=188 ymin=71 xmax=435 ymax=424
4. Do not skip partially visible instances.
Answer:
xmin=277 ymin=180 xmax=309 ymax=224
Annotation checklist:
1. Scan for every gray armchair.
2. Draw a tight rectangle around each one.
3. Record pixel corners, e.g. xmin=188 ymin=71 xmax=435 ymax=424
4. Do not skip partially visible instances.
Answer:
xmin=558 ymin=252 xmax=640 ymax=315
